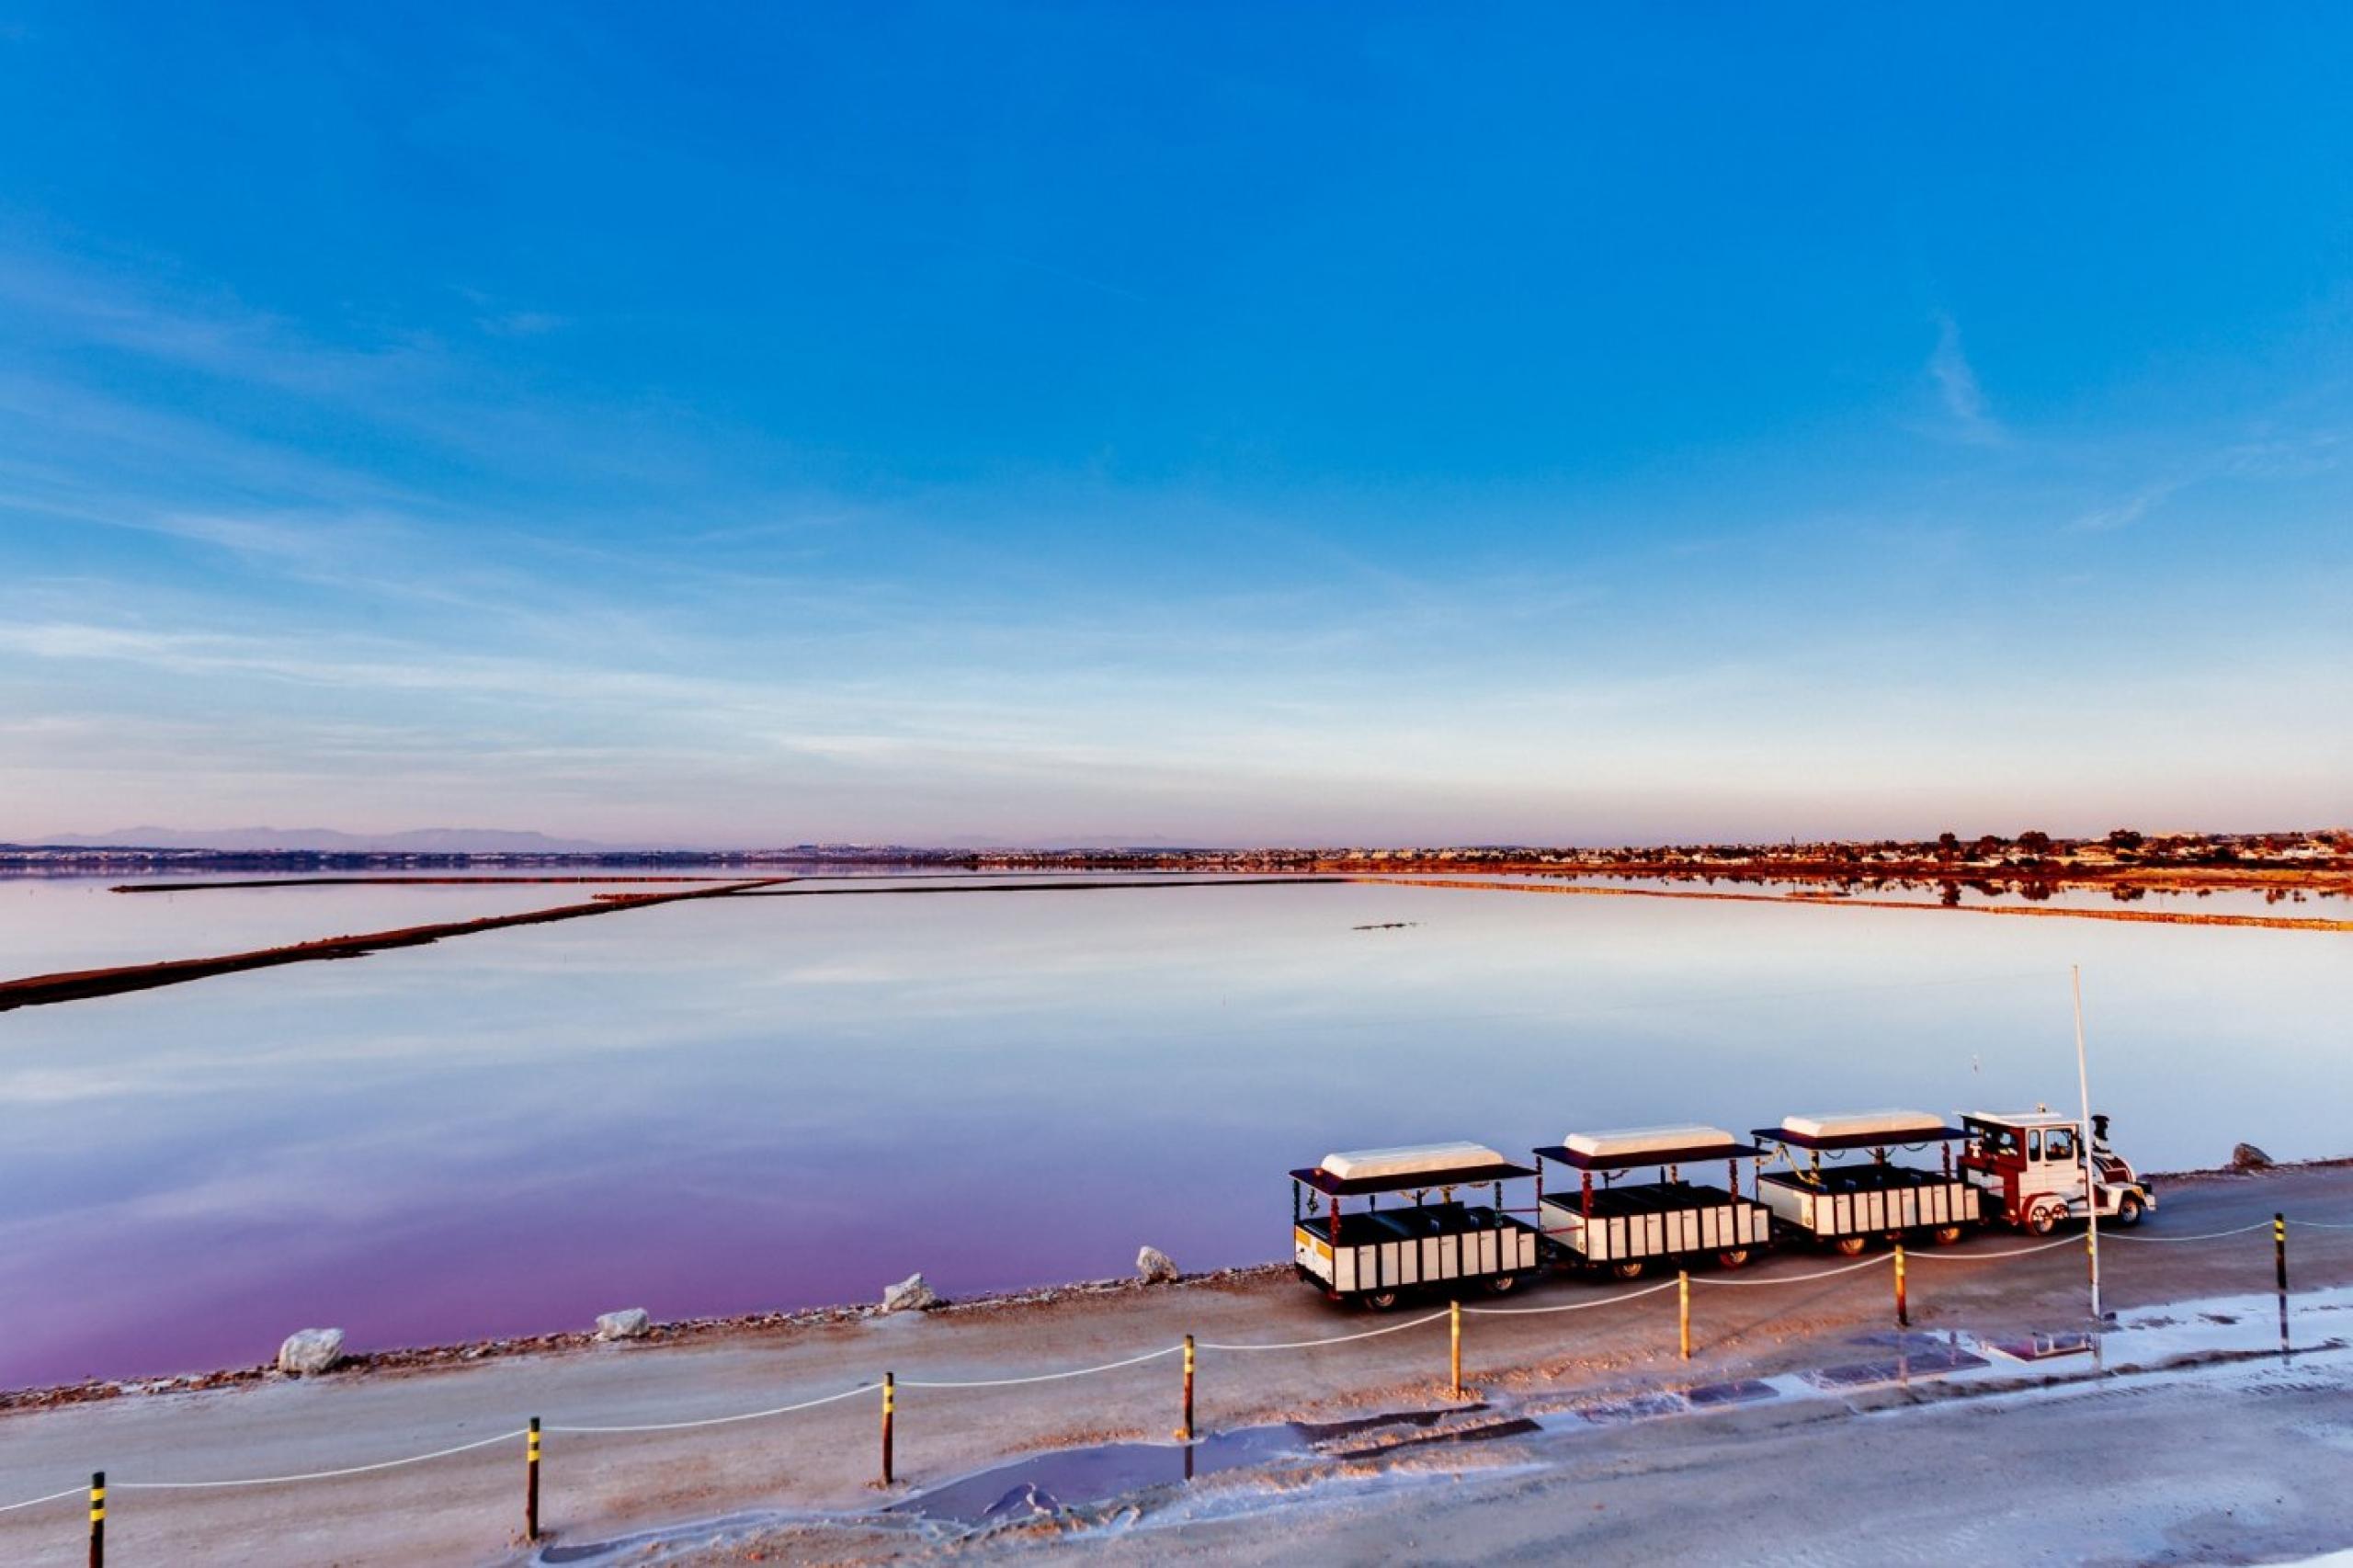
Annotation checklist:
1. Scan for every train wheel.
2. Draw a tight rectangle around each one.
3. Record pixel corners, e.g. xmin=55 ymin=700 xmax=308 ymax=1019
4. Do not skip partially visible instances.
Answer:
xmin=1608 ymin=1260 xmax=1646 ymax=1281
xmin=1361 ymin=1290 xmax=1401 ymax=1312
xmin=2114 ymin=1193 xmax=2145 ymax=1228
xmin=1484 ymin=1271 xmax=1524 ymax=1295
xmin=1833 ymin=1235 xmax=1869 ymax=1256
xmin=1716 ymin=1248 xmax=1751 ymax=1270
xmin=1931 ymin=1225 xmax=1964 ymax=1246
xmin=2024 ymin=1200 xmax=2061 ymax=1236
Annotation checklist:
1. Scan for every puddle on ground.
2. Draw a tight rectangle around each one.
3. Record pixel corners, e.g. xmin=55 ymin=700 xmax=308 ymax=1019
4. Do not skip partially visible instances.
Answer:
xmin=1576 ymin=1391 xmax=1689 ymax=1424
xmin=1298 ymin=1403 xmax=1487 ymax=1441
xmin=1326 ymin=1416 xmax=1541 ymax=1459
xmin=888 ymin=1424 xmax=1305 ymax=1524
xmin=548 ymin=1282 xmax=2353 ymax=1561
xmin=897 ymin=1287 xmax=2353 ymax=1529
xmin=1987 ymin=1331 xmax=2095 ymax=1362
xmin=1807 ymin=1346 xmax=1991 ymax=1389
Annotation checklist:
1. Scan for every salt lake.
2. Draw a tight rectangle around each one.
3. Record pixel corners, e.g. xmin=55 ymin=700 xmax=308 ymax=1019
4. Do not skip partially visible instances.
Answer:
xmin=2 ymin=872 xmax=2346 ymax=1388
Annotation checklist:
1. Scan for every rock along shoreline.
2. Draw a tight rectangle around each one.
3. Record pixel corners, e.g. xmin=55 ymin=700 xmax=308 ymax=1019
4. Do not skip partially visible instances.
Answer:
xmin=0 ymin=1264 xmax=1290 ymax=1416
xmin=11 ymin=1153 xmax=2344 ymax=1419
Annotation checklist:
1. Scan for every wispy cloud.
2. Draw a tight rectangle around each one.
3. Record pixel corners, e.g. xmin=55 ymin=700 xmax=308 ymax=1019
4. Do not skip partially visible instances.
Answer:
xmin=1926 ymin=311 xmax=2003 ymax=445
xmin=2067 ymin=479 xmax=2183 ymax=533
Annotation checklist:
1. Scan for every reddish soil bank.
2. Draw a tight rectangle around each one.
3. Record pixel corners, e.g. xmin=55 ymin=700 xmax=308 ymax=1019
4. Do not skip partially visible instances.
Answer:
xmin=1370 ymin=875 xmax=2353 ymax=933
xmin=0 ymin=879 xmax=792 ymax=1012
xmin=108 ymin=876 xmax=755 ymax=892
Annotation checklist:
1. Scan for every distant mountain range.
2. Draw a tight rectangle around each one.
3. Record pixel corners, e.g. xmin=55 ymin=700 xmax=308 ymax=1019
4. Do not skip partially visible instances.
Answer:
xmin=27 ymin=827 xmax=1215 ymax=854
xmin=34 ymin=826 xmax=622 ymax=854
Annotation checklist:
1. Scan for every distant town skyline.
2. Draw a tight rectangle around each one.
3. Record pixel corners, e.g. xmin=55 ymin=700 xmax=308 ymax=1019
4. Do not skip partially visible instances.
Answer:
xmin=4 ymin=6 xmax=2348 ymax=844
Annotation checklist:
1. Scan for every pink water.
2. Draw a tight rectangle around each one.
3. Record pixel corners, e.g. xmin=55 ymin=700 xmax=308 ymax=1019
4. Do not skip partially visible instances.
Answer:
xmin=2 ymin=873 xmax=2345 ymax=1388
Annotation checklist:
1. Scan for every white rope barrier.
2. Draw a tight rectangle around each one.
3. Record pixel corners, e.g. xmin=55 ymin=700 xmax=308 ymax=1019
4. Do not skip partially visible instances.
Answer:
xmin=112 ymin=1429 xmax=525 ymax=1491
xmin=1463 ymin=1278 xmax=1680 ymax=1315
xmin=900 ymin=1346 xmax=1183 ymax=1389
xmin=2103 ymin=1221 xmax=2272 ymax=1244
xmin=9 ymin=1209 xmax=2344 ymax=1510
xmin=1906 ymin=1233 xmax=2085 ymax=1261
xmin=1198 ymin=1311 xmax=1450 ymax=1351
xmin=544 ymin=1381 xmax=879 ymax=1435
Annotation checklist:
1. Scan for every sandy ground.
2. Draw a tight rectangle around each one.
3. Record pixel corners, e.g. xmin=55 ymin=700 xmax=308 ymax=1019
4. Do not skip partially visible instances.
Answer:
xmin=3 ymin=1164 xmax=2348 ymax=1566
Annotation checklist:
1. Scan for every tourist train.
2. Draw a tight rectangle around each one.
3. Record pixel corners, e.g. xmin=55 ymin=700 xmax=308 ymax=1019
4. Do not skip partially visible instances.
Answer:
xmin=1289 ymin=1108 xmax=2154 ymax=1309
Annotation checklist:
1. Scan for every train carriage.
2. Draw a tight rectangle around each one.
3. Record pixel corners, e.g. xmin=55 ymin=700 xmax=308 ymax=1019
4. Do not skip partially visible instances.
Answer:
xmin=1751 ymin=1109 xmax=1979 ymax=1254
xmin=1533 ymin=1125 xmax=1772 ymax=1278
xmin=1290 ymin=1142 xmax=1542 ymax=1309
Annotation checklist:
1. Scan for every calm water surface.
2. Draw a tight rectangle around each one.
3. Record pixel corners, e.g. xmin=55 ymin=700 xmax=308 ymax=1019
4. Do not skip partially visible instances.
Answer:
xmin=2 ymin=875 xmax=2346 ymax=1387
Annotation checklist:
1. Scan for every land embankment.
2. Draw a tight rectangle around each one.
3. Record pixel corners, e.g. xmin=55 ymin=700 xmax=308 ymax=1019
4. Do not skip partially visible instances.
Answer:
xmin=1 ymin=1162 xmax=2347 ymax=1566
xmin=0 ymin=878 xmax=791 ymax=1011
xmin=1369 ymin=874 xmax=2353 ymax=933
xmin=0 ymin=875 xmax=1355 ymax=1013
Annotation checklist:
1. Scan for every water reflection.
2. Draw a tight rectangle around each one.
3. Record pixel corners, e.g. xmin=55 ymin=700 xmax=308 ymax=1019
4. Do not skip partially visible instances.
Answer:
xmin=0 ymin=879 xmax=2345 ymax=1387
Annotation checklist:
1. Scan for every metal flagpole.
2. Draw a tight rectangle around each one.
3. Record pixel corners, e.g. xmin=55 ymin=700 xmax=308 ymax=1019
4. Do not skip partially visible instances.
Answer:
xmin=2073 ymin=964 xmax=2100 ymax=1322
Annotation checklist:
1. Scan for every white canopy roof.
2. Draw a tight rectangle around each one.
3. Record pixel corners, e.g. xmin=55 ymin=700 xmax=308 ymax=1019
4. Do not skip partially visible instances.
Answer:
xmin=1564 ymin=1124 xmax=1736 ymax=1159
xmin=1321 ymin=1142 xmax=1507 ymax=1181
xmin=1962 ymin=1109 xmax=2079 ymax=1129
xmin=1780 ymin=1109 xmax=1947 ymax=1142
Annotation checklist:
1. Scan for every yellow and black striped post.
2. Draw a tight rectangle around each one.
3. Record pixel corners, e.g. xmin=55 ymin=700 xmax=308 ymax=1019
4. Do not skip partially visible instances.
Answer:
xmin=2276 ymin=1213 xmax=2291 ymax=1354
xmin=525 ymin=1418 xmax=540 ymax=1541
xmin=1895 ymin=1244 xmax=1909 ymax=1328
xmin=1449 ymin=1300 xmax=1463 ymax=1398
xmin=87 ymin=1471 xmax=103 ymax=1568
xmin=1177 ymin=1335 xmax=1195 ymax=1442
xmin=1677 ymin=1271 xmax=1691 ymax=1360
xmin=881 ymin=1373 xmax=895 ymax=1486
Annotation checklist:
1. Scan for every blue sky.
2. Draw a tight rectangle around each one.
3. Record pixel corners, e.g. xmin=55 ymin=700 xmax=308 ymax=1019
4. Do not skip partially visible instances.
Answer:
xmin=2 ymin=4 xmax=2347 ymax=846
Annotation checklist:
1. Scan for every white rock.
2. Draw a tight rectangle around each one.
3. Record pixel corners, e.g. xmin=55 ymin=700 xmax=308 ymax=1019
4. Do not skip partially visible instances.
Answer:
xmin=880 ymin=1272 xmax=938 ymax=1313
xmin=1135 ymin=1245 xmax=1180 ymax=1283
xmin=595 ymin=1308 xmax=652 ymax=1341
xmin=277 ymin=1327 xmax=346 ymax=1375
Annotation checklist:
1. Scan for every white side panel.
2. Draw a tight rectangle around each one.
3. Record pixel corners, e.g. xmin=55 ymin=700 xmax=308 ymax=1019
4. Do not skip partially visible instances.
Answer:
xmin=1541 ymin=1199 xmax=1593 ymax=1259
xmin=1295 ymin=1228 xmax=1334 ymax=1283
xmin=1758 ymin=1183 xmax=1809 ymax=1229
